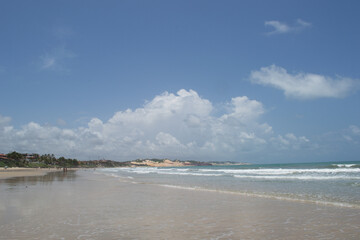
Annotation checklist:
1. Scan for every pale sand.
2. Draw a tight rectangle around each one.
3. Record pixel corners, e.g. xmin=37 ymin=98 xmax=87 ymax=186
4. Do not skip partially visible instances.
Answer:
xmin=130 ymin=159 xmax=189 ymax=167
xmin=0 ymin=168 xmax=63 ymax=180
xmin=0 ymin=170 xmax=359 ymax=240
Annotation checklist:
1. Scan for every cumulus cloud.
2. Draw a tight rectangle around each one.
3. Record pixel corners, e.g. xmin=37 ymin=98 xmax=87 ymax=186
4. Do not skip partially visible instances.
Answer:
xmin=0 ymin=115 xmax=11 ymax=126
xmin=0 ymin=90 xmax=309 ymax=161
xmin=265 ymin=19 xmax=311 ymax=35
xmin=250 ymin=65 xmax=359 ymax=99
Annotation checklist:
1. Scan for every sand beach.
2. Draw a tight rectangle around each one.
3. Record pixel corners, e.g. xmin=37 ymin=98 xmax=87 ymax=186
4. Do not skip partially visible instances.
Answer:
xmin=0 ymin=167 xmax=62 ymax=180
xmin=0 ymin=169 xmax=359 ymax=239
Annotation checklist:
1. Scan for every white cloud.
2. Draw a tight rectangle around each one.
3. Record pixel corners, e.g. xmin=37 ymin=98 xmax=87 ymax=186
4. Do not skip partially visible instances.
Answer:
xmin=270 ymin=133 xmax=310 ymax=150
xmin=223 ymin=96 xmax=264 ymax=122
xmin=265 ymin=21 xmax=290 ymax=34
xmin=0 ymin=90 xmax=309 ymax=161
xmin=297 ymin=19 xmax=311 ymax=27
xmin=40 ymin=46 xmax=75 ymax=71
xmin=265 ymin=19 xmax=311 ymax=35
xmin=41 ymin=57 xmax=56 ymax=69
xmin=53 ymin=25 xmax=74 ymax=39
xmin=57 ymin=118 xmax=67 ymax=126
xmin=343 ymin=125 xmax=360 ymax=143
xmin=349 ymin=125 xmax=360 ymax=135
xmin=0 ymin=115 xmax=11 ymax=126
xmin=250 ymin=65 xmax=359 ymax=99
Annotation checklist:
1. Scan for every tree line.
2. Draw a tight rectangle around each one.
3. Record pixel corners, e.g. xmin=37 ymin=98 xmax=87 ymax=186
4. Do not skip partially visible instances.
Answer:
xmin=0 ymin=151 xmax=79 ymax=168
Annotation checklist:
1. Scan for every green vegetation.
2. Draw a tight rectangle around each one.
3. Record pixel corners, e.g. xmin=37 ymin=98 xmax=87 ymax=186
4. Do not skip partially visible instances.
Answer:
xmin=0 ymin=152 xmax=241 ymax=169
xmin=79 ymin=160 xmax=130 ymax=168
xmin=133 ymin=158 xmax=166 ymax=163
xmin=0 ymin=151 xmax=79 ymax=168
xmin=0 ymin=151 xmax=131 ymax=168
xmin=184 ymin=160 xmax=212 ymax=166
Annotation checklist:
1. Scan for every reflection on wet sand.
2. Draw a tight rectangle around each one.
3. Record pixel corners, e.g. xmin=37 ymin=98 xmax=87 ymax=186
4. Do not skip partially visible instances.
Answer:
xmin=0 ymin=170 xmax=77 ymax=186
xmin=0 ymin=171 xmax=359 ymax=240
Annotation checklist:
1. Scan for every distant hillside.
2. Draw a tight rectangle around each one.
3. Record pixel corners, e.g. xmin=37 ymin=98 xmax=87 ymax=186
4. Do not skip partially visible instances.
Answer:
xmin=1 ymin=152 xmax=248 ymax=168
xmin=79 ymin=159 xmax=213 ymax=168
xmin=129 ymin=159 xmax=212 ymax=167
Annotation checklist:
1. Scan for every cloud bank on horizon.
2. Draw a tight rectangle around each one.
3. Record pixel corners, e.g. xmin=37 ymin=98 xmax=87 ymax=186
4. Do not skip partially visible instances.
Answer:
xmin=0 ymin=89 xmax=314 ymax=162
xmin=1 ymin=62 xmax=360 ymax=162
xmin=1 ymin=87 xmax=359 ymax=162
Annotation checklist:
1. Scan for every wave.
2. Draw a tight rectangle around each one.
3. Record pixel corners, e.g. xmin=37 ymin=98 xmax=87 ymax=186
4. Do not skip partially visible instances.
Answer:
xmin=199 ymin=168 xmax=360 ymax=175
xmin=332 ymin=164 xmax=359 ymax=168
xmin=157 ymin=172 xmax=223 ymax=177
xmin=101 ymin=167 xmax=360 ymax=175
xmin=157 ymin=184 xmax=360 ymax=209
xmin=98 ymin=167 xmax=223 ymax=177
xmin=98 ymin=168 xmax=124 ymax=172
xmin=94 ymin=167 xmax=360 ymax=209
xmin=97 ymin=166 xmax=360 ymax=182
xmin=233 ymin=175 xmax=360 ymax=180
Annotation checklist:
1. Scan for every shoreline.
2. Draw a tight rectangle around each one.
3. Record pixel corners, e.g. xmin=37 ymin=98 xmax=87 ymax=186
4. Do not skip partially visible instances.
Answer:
xmin=1 ymin=170 xmax=359 ymax=239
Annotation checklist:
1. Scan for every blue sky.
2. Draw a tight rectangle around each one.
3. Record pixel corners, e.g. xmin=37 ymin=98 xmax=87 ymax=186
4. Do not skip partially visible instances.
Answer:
xmin=1 ymin=0 xmax=360 ymax=163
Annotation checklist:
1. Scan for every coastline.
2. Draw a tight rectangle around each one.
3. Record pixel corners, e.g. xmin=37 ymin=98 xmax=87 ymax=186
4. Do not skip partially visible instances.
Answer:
xmin=0 ymin=167 xmax=64 ymax=180
xmin=0 ymin=170 xmax=359 ymax=239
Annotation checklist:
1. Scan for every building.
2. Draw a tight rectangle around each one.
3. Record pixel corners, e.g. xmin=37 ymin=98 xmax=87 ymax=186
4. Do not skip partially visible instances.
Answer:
xmin=0 ymin=154 xmax=9 ymax=161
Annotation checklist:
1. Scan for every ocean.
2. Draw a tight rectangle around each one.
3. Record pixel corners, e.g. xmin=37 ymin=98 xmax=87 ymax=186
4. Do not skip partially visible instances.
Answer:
xmin=98 ymin=161 xmax=360 ymax=208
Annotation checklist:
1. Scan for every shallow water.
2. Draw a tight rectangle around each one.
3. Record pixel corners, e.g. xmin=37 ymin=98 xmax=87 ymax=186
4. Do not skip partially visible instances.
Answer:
xmin=0 ymin=170 xmax=359 ymax=240
xmin=98 ymin=161 xmax=360 ymax=208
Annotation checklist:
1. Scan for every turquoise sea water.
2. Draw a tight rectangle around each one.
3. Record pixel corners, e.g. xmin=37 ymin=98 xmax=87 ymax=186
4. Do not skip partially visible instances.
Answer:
xmin=98 ymin=161 xmax=360 ymax=208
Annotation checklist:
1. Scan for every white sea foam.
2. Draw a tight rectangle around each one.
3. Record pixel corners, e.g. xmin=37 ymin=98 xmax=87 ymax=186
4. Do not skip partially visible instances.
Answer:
xmin=199 ymin=168 xmax=360 ymax=175
xmin=158 ymin=172 xmax=223 ymax=177
xmin=98 ymin=168 xmax=122 ymax=172
xmin=333 ymin=164 xmax=356 ymax=168
xmin=95 ymin=165 xmax=360 ymax=208
xmin=98 ymin=166 xmax=360 ymax=180
xmin=99 ymin=166 xmax=360 ymax=175
xmin=233 ymin=175 xmax=360 ymax=180
xmin=98 ymin=167 xmax=224 ymax=177
xmin=175 ymin=168 xmax=191 ymax=172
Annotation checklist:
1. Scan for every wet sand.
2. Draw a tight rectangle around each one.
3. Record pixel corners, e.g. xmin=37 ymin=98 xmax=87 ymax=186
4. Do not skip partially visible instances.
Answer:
xmin=0 ymin=170 xmax=359 ymax=240
xmin=0 ymin=168 xmax=62 ymax=180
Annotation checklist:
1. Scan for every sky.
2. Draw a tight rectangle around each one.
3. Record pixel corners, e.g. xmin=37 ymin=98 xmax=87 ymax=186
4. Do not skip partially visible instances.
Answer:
xmin=1 ymin=0 xmax=360 ymax=163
